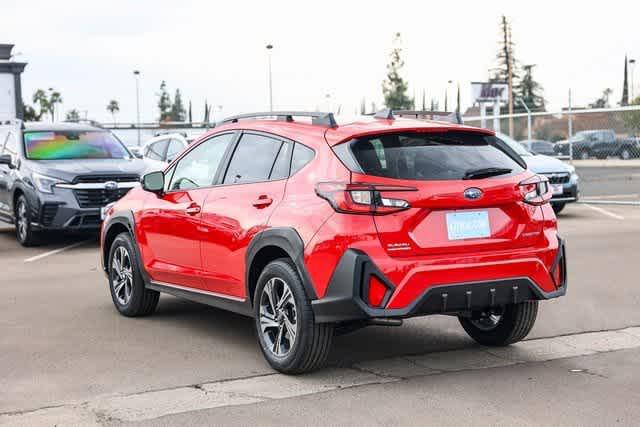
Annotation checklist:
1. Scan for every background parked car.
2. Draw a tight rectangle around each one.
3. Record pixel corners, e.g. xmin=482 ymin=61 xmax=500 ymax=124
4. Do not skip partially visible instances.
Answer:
xmin=554 ymin=129 xmax=640 ymax=159
xmin=141 ymin=132 xmax=190 ymax=164
xmin=520 ymin=139 xmax=556 ymax=156
xmin=498 ymin=133 xmax=579 ymax=214
xmin=0 ymin=121 xmax=150 ymax=246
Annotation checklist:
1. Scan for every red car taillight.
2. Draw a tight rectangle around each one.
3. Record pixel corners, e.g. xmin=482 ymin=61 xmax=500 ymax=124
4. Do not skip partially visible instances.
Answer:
xmin=519 ymin=175 xmax=552 ymax=206
xmin=315 ymin=182 xmax=415 ymax=215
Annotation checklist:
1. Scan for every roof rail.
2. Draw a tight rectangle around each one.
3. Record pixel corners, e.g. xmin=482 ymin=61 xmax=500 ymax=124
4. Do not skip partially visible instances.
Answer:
xmin=221 ymin=111 xmax=338 ymax=128
xmin=373 ymin=108 xmax=395 ymax=120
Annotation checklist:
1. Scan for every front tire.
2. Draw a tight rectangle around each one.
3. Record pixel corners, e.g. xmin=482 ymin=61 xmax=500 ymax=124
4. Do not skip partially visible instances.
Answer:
xmin=108 ymin=233 xmax=159 ymax=317
xmin=254 ymin=259 xmax=333 ymax=374
xmin=459 ymin=301 xmax=538 ymax=346
xmin=15 ymin=195 xmax=40 ymax=247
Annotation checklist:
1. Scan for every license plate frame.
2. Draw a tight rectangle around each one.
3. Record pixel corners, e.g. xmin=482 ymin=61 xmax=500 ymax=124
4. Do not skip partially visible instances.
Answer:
xmin=446 ymin=211 xmax=491 ymax=241
xmin=551 ymin=183 xmax=564 ymax=195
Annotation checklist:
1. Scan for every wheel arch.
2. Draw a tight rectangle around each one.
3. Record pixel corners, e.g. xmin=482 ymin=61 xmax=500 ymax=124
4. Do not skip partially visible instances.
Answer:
xmin=102 ymin=210 xmax=138 ymax=275
xmin=245 ymin=227 xmax=317 ymax=306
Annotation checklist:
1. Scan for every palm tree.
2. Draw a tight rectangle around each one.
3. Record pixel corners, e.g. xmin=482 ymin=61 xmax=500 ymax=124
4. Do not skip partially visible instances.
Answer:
xmin=106 ymin=100 xmax=120 ymax=124
xmin=32 ymin=89 xmax=48 ymax=121
xmin=47 ymin=89 xmax=63 ymax=122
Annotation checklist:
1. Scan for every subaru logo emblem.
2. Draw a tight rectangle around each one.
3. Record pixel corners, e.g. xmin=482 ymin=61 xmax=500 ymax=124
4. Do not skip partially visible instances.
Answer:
xmin=464 ymin=188 xmax=483 ymax=200
xmin=104 ymin=181 xmax=118 ymax=191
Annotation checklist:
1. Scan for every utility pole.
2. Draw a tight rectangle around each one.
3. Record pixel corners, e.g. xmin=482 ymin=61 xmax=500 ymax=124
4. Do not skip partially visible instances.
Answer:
xmin=502 ymin=16 xmax=514 ymax=137
xmin=133 ymin=70 xmax=141 ymax=146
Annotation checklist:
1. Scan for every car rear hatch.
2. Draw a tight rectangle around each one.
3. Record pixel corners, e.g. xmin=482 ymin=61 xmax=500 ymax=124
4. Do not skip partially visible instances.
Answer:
xmin=328 ymin=130 xmax=548 ymax=257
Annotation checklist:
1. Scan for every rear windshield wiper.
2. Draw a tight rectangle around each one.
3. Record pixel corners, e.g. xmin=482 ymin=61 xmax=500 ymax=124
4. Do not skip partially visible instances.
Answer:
xmin=463 ymin=167 xmax=512 ymax=180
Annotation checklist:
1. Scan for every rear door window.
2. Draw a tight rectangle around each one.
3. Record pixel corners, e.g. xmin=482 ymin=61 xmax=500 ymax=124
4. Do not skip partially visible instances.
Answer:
xmin=347 ymin=131 xmax=524 ymax=180
xmin=223 ymin=133 xmax=282 ymax=184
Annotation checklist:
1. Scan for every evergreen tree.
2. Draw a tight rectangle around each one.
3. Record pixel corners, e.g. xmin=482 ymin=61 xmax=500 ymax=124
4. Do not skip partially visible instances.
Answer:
xmin=65 ymin=109 xmax=80 ymax=122
xmin=621 ymin=55 xmax=629 ymax=106
xmin=203 ymin=99 xmax=210 ymax=124
xmin=157 ymin=81 xmax=172 ymax=121
xmin=360 ymin=97 xmax=366 ymax=115
xmin=516 ymin=65 xmax=545 ymax=112
xmin=382 ymin=33 xmax=413 ymax=110
xmin=456 ymin=83 xmax=461 ymax=113
xmin=188 ymin=101 xmax=193 ymax=123
xmin=170 ymin=89 xmax=186 ymax=121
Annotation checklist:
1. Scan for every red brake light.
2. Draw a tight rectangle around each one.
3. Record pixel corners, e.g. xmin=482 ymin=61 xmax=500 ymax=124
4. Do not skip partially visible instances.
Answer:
xmin=315 ymin=182 xmax=415 ymax=215
xmin=519 ymin=175 xmax=552 ymax=206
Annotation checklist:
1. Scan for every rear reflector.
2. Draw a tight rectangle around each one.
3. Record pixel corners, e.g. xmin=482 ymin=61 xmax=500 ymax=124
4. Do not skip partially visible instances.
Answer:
xmin=368 ymin=276 xmax=388 ymax=307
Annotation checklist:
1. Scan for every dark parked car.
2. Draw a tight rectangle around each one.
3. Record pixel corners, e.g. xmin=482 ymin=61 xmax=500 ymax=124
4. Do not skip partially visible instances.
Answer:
xmin=0 ymin=121 xmax=150 ymax=246
xmin=520 ymin=140 xmax=556 ymax=156
xmin=554 ymin=129 xmax=640 ymax=159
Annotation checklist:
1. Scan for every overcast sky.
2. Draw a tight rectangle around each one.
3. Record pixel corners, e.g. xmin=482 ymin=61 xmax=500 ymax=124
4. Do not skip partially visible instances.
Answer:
xmin=2 ymin=0 xmax=639 ymax=123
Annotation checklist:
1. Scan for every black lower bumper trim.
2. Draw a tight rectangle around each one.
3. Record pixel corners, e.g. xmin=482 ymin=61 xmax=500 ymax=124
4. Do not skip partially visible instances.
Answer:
xmin=312 ymin=243 xmax=567 ymax=323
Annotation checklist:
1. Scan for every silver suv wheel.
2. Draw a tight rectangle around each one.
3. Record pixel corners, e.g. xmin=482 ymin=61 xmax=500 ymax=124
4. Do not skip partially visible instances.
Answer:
xmin=111 ymin=246 xmax=133 ymax=305
xmin=259 ymin=277 xmax=297 ymax=357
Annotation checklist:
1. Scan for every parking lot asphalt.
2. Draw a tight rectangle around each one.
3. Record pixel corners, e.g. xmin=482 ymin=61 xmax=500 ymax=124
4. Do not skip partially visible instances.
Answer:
xmin=575 ymin=164 xmax=640 ymax=199
xmin=1 ymin=202 xmax=640 ymax=425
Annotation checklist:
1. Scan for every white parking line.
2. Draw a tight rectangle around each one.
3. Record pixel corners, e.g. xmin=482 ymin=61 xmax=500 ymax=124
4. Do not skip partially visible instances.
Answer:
xmin=23 ymin=240 xmax=90 ymax=263
xmin=582 ymin=203 xmax=625 ymax=220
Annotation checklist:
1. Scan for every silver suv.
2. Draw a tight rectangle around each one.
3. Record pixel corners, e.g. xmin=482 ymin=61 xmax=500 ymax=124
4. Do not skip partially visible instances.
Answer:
xmin=0 ymin=121 xmax=149 ymax=246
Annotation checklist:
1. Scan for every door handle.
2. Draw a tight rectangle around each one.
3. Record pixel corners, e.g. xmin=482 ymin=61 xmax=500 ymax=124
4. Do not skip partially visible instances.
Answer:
xmin=252 ymin=195 xmax=273 ymax=208
xmin=185 ymin=204 xmax=201 ymax=215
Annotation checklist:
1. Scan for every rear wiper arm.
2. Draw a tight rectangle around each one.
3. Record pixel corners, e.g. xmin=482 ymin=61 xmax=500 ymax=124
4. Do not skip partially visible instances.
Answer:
xmin=463 ymin=167 xmax=512 ymax=180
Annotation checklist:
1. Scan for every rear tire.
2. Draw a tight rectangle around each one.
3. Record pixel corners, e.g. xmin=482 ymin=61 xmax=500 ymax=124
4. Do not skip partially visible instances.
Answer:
xmin=459 ymin=301 xmax=538 ymax=346
xmin=254 ymin=259 xmax=333 ymax=374
xmin=552 ymin=203 xmax=565 ymax=214
xmin=15 ymin=195 xmax=40 ymax=247
xmin=108 ymin=233 xmax=159 ymax=317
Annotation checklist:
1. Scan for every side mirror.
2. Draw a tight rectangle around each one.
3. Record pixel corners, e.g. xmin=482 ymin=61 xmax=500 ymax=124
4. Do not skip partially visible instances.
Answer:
xmin=141 ymin=171 xmax=164 ymax=194
xmin=0 ymin=154 xmax=15 ymax=169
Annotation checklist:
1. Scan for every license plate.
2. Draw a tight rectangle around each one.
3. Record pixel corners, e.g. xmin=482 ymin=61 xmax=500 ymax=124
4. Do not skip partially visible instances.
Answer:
xmin=446 ymin=211 xmax=491 ymax=240
xmin=551 ymin=184 xmax=564 ymax=195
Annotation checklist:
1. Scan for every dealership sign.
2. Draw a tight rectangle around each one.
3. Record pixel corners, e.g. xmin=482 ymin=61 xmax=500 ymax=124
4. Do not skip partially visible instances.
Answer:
xmin=471 ymin=82 xmax=508 ymax=103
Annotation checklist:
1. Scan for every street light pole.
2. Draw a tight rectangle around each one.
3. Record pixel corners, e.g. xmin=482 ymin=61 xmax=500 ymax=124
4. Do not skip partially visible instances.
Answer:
xmin=266 ymin=44 xmax=273 ymax=112
xmin=133 ymin=70 xmax=141 ymax=146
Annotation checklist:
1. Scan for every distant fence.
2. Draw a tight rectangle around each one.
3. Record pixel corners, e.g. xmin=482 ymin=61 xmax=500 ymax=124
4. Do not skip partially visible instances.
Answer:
xmin=463 ymin=105 xmax=640 ymax=161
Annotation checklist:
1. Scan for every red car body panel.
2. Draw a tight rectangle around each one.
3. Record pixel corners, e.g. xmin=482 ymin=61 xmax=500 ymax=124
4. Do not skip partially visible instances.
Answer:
xmin=101 ymin=116 xmax=564 ymax=319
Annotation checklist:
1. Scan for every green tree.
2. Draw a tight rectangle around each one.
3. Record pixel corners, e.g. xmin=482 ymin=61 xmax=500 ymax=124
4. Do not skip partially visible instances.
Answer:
xmin=516 ymin=64 xmax=545 ymax=112
xmin=65 ymin=109 xmax=81 ymax=122
xmin=621 ymin=55 xmax=629 ymax=106
xmin=622 ymin=96 xmax=640 ymax=133
xmin=170 ymin=89 xmax=186 ymax=121
xmin=47 ymin=90 xmax=63 ymax=122
xmin=188 ymin=100 xmax=193 ymax=123
xmin=32 ymin=89 xmax=49 ymax=120
xmin=590 ymin=88 xmax=613 ymax=108
xmin=23 ymin=102 xmax=40 ymax=121
xmin=203 ymin=99 xmax=210 ymax=124
xmin=382 ymin=33 xmax=413 ymax=110
xmin=106 ymin=99 xmax=120 ymax=124
xmin=157 ymin=81 xmax=172 ymax=121
xmin=360 ymin=97 xmax=366 ymax=115
xmin=421 ymin=90 xmax=426 ymax=110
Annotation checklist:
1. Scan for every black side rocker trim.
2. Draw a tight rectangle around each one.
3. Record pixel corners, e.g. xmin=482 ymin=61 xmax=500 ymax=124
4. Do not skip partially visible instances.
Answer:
xmin=312 ymin=240 xmax=567 ymax=323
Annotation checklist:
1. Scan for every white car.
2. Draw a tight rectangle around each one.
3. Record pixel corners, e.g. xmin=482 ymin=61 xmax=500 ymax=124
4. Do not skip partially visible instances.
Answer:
xmin=141 ymin=133 xmax=190 ymax=165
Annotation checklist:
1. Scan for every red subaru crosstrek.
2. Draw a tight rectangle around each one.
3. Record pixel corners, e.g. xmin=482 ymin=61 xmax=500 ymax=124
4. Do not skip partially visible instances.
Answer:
xmin=101 ymin=111 xmax=566 ymax=374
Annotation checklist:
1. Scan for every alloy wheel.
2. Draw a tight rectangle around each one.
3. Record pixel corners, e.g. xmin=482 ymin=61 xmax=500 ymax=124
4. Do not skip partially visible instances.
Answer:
xmin=259 ymin=277 xmax=298 ymax=357
xmin=111 ymin=246 xmax=133 ymax=305
xmin=16 ymin=200 xmax=28 ymax=242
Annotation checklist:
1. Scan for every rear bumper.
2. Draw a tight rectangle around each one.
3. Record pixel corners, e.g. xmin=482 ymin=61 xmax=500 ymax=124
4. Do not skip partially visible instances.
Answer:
xmin=312 ymin=238 xmax=567 ymax=323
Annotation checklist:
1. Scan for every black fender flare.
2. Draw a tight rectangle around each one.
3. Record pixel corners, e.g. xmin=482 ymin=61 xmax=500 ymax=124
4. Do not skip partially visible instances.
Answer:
xmin=101 ymin=210 xmax=150 ymax=284
xmin=245 ymin=227 xmax=318 ymax=304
